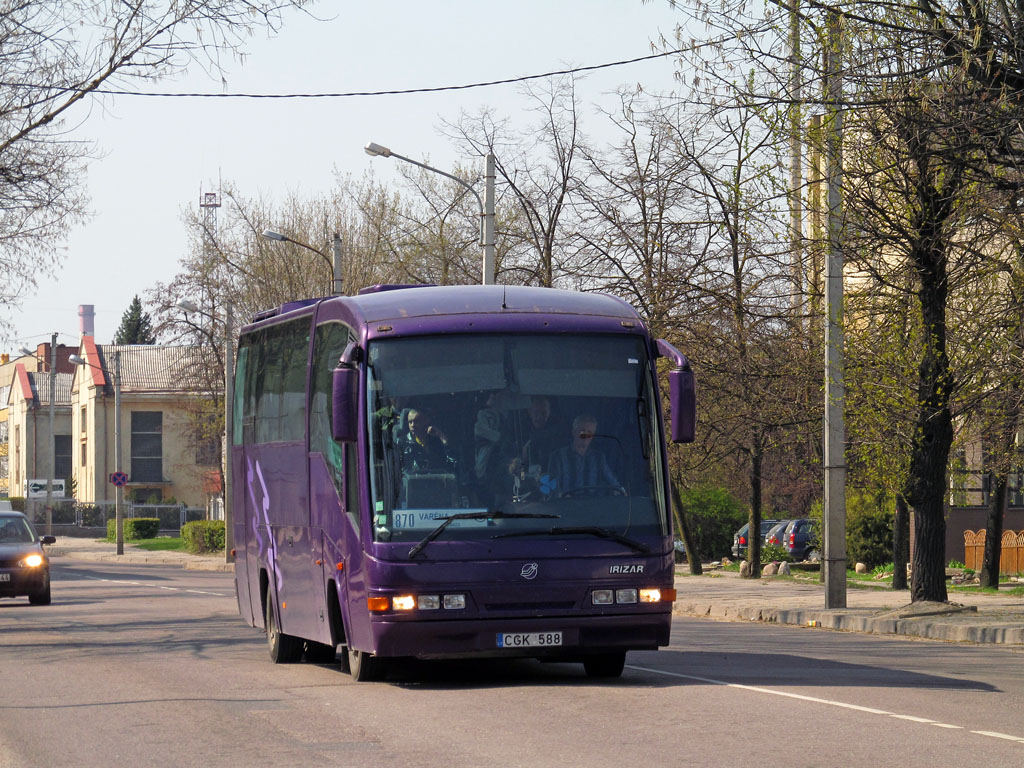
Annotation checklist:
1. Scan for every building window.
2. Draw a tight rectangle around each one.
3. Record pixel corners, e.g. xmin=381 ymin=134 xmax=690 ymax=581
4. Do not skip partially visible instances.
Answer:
xmin=80 ymin=405 xmax=87 ymax=433
xmin=81 ymin=440 xmax=87 ymax=467
xmin=131 ymin=411 xmax=163 ymax=482
xmin=54 ymin=435 xmax=72 ymax=481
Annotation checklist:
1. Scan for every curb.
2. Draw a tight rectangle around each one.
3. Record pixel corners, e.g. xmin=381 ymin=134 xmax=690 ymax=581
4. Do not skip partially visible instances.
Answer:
xmin=47 ymin=547 xmax=234 ymax=573
xmin=673 ymin=601 xmax=1024 ymax=644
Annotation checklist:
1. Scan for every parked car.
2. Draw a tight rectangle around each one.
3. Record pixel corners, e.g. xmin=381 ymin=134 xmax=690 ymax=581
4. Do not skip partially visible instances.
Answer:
xmin=0 ymin=511 xmax=55 ymax=605
xmin=764 ymin=520 xmax=793 ymax=548
xmin=731 ymin=519 xmax=785 ymax=559
xmin=783 ymin=518 xmax=819 ymax=561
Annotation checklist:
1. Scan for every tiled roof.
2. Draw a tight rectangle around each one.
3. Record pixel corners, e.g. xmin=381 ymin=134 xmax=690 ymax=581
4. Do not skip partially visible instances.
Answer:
xmin=27 ymin=372 xmax=74 ymax=406
xmin=95 ymin=344 xmax=221 ymax=394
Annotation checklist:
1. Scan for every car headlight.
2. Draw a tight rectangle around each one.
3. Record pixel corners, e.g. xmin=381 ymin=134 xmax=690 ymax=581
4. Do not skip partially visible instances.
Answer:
xmin=21 ymin=554 xmax=44 ymax=568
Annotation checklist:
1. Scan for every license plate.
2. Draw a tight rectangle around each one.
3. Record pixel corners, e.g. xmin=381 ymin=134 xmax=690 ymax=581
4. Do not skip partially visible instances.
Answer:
xmin=496 ymin=631 xmax=562 ymax=648
xmin=0 ymin=574 xmax=10 ymax=582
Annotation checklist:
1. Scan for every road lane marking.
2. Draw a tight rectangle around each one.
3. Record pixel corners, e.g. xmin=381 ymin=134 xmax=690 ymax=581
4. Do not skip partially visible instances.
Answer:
xmin=82 ymin=575 xmax=226 ymax=597
xmin=627 ymin=665 xmax=1016 ymax=744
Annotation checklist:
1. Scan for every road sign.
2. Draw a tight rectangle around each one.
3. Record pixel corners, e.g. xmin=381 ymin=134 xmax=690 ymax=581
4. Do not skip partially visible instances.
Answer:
xmin=109 ymin=472 xmax=128 ymax=487
xmin=27 ymin=479 xmax=65 ymax=498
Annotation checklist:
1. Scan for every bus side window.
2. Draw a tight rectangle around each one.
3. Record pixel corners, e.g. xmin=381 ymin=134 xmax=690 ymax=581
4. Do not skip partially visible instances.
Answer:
xmin=312 ymin=322 xmax=357 ymax=530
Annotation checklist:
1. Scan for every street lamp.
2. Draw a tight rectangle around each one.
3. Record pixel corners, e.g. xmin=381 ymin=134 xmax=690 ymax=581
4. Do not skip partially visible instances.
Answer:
xmin=18 ymin=335 xmax=57 ymax=536
xmin=177 ymin=299 xmax=235 ymax=563
xmin=262 ymin=229 xmax=343 ymax=296
xmin=364 ymin=141 xmax=496 ymax=285
xmin=69 ymin=351 xmax=124 ymax=555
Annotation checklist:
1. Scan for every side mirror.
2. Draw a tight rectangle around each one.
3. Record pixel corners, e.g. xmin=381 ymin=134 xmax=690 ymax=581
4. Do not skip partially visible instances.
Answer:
xmin=331 ymin=366 xmax=359 ymax=443
xmin=668 ymin=368 xmax=696 ymax=443
xmin=657 ymin=338 xmax=697 ymax=444
xmin=40 ymin=535 xmax=56 ymax=545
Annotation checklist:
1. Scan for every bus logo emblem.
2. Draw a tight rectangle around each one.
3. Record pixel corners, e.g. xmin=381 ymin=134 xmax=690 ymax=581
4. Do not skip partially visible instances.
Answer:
xmin=520 ymin=563 xmax=538 ymax=580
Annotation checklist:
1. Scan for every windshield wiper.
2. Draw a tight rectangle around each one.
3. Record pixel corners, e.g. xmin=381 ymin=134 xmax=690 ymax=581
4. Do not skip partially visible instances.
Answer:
xmin=408 ymin=511 xmax=559 ymax=559
xmin=492 ymin=526 xmax=650 ymax=554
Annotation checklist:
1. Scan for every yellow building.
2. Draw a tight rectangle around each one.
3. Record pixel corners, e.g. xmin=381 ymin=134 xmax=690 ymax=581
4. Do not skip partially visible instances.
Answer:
xmin=71 ymin=336 xmax=220 ymax=507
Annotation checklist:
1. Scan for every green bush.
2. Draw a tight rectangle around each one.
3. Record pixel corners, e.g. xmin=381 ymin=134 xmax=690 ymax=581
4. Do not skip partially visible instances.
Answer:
xmin=846 ymin=490 xmax=894 ymax=568
xmin=181 ymin=520 xmax=225 ymax=554
xmin=106 ymin=517 xmax=160 ymax=541
xmin=762 ymin=543 xmax=792 ymax=563
xmin=676 ymin=485 xmax=747 ymax=560
xmin=8 ymin=497 xmax=26 ymax=512
xmin=810 ymin=490 xmax=894 ymax=569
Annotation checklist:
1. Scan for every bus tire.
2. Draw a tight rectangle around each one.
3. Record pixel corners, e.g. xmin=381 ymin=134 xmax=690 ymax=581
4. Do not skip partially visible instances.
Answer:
xmin=347 ymin=647 xmax=382 ymax=682
xmin=265 ymin=594 xmax=302 ymax=663
xmin=583 ymin=651 xmax=626 ymax=678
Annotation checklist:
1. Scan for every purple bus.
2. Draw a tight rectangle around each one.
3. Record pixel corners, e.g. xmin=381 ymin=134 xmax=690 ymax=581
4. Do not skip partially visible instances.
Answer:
xmin=231 ymin=285 xmax=695 ymax=681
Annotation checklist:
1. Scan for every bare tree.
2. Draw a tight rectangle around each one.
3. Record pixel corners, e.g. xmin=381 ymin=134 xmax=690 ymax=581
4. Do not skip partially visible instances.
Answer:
xmin=0 ymin=0 xmax=310 ymax=335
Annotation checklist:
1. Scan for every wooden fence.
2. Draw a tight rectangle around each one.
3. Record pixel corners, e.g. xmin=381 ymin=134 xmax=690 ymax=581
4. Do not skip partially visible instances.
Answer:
xmin=963 ymin=529 xmax=1024 ymax=574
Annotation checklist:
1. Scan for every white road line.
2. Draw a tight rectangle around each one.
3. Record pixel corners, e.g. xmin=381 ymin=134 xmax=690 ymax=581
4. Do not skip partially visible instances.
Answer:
xmin=627 ymin=664 xmax=1019 ymax=744
xmin=82 ymin=575 xmax=225 ymax=597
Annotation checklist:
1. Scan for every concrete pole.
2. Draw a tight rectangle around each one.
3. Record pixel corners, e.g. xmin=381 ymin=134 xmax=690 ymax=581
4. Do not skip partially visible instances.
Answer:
xmin=483 ymin=152 xmax=496 ymax=285
xmin=824 ymin=9 xmax=847 ymax=609
xmin=789 ymin=0 xmax=803 ymax=323
xmin=114 ymin=350 xmax=124 ymax=556
xmin=332 ymin=232 xmax=343 ymax=295
xmin=45 ymin=333 xmax=56 ymax=536
xmin=223 ymin=301 xmax=234 ymax=563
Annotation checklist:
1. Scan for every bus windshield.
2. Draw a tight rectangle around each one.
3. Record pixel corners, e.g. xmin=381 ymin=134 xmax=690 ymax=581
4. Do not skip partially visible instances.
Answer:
xmin=366 ymin=334 xmax=668 ymax=548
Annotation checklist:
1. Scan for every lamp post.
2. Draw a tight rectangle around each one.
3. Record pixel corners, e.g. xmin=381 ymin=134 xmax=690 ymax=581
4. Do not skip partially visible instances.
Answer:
xmin=178 ymin=299 xmax=235 ymax=563
xmin=363 ymin=141 xmax=496 ymax=285
xmin=19 ymin=334 xmax=57 ymax=536
xmin=262 ymin=230 xmax=344 ymax=295
xmin=70 ymin=351 xmax=123 ymax=555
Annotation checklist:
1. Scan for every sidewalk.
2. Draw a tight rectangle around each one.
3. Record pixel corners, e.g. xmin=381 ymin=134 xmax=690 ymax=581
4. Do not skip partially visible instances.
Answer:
xmin=45 ymin=536 xmax=234 ymax=572
xmin=674 ymin=567 xmax=1024 ymax=645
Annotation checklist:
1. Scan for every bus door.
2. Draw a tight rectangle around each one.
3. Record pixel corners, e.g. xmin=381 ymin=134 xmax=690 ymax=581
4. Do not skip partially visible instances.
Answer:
xmin=231 ymin=448 xmax=254 ymax=625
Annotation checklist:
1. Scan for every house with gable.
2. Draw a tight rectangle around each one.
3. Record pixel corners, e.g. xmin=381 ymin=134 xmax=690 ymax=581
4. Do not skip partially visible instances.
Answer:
xmin=5 ymin=363 xmax=74 ymax=498
xmin=71 ymin=336 xmax=222 ymax=508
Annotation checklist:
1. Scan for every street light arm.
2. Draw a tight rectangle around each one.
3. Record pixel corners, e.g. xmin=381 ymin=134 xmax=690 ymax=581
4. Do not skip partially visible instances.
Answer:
xmin=261 ymin=229 xmax=333 ymax=273
xmin=386 ymin=150 xmax=484 ymax=214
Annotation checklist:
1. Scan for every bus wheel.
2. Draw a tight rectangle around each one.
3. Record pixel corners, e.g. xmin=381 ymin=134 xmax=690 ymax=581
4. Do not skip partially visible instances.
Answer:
xmin=347 ymin=647 xmax=382 ymax=682
xmin=265 ymin=596 xmax=302 ymax=663
xmin=583 ymin=652 xmax=626 ymax=678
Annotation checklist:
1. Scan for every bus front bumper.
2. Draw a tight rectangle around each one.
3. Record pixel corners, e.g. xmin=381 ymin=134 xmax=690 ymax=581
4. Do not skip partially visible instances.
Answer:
xmin=369 ymin=611 xmax=671 ymax=660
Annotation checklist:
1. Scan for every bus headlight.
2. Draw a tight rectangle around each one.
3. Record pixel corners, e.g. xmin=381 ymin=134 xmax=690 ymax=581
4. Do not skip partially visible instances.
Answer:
xmin=418 ymin=595 xmax=440 ymax=610
xmin=592 ymin=589 xmax=614 ymax=605
xmin=639 ymin=588 xmax=676 ymax=603
xmin=443 ymin=594 xmax=465 ymax=610
xmin=616 ymin=589 xmax=638 ymax=604
xmin=391 ymin=595 xmax=416 ymax=611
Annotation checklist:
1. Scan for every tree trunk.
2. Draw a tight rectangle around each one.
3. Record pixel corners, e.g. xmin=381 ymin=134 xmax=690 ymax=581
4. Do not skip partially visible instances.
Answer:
xmin=745 ymin=443 xmax=764 ymax=578
xmin=669 ymin=478 xmax=702 ymax=576
xmin=980 ymin=472 xmax=1007 ymax=589
xmin=892 ymin=493 xmax=910 ymax=590
xmin=906 ymin=217 xmax=953 ymax=603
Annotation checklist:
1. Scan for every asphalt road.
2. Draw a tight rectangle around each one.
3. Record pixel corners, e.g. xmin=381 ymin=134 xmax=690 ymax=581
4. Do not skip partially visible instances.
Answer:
xmin=1 ymin=559 xmax=1023 ymax=767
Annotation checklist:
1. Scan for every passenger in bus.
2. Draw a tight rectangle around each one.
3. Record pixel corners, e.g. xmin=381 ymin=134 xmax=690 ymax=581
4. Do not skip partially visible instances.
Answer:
xmin=547 ymin=414 xmax=622 ymax=495
xmin=397 ymin=408 xmax=455 ymax=472
xmin=509 ymin=396 xmax=561 ymax=498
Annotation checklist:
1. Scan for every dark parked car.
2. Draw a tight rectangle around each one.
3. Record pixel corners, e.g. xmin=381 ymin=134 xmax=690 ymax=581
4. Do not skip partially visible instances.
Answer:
xmin=0 ymin=511 xmax=54 ymax=605
xmin=782 ymin=518 xmax=819 ymax=561
xmin=731 ymin=519 xmax=784 ymax=559
xmin=764 ymin=520 xmax=793 ymax=548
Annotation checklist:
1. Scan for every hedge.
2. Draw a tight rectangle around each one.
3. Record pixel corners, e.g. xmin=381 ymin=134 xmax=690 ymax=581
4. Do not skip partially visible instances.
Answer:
xmin=106 ymin=517 xmax=160 ymax=541
xmin=181 ymin=520 xmax=225 ymax=554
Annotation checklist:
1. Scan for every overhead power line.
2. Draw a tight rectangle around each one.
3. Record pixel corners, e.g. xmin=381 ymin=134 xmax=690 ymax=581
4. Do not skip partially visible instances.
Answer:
xmin=88 ymin=47 xmax=691 ymax=100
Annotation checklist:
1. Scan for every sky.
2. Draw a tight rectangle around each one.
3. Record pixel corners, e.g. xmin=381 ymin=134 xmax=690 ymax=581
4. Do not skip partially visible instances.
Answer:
xmin=6 ymin=0 xmax=688 ymax=350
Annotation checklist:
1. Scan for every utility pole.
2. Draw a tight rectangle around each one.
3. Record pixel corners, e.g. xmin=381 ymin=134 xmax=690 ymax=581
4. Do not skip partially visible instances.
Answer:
xmin=113 ymin=350 xmax=124 ymax=556
xmin=44 ymin=333 xmax=56 ymax=536
xmin=223 ymin=301 xmax=234 ymax=563
xmin=823 ymin=9 xmax=847 ymax=609
xmin=332 ymin=233 xmax=344 ymax=295
xmin=789 ymin=0 xmax=803 ymax=322
xmin=483 ymin=152 xmax=496 ymax=285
